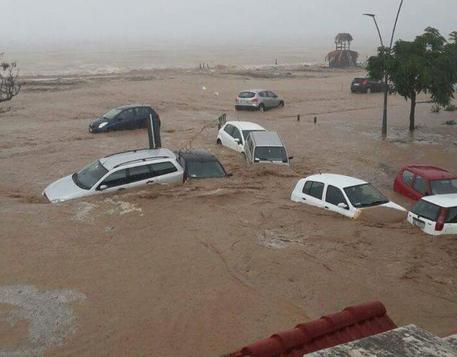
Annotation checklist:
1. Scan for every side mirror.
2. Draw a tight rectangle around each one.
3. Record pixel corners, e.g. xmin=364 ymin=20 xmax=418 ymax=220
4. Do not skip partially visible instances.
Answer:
xmin=338 ymin=202 xmax=349 ymax=209
xmin=234 ymin=138 xmax=240 ymax=144
xmin=288 ymin=156 xmax=294 ymax=160
xmin=227 ymin=173 xmax=233 ymax=177
xmin=254 ymin=158 xmax=260 ymax=163
xmin=98 ymin=184 xmax=108 ymax=191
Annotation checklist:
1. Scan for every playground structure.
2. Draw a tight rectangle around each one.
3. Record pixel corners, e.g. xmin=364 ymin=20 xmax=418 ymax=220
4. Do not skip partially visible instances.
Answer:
xmin=326 ymin=33 xmax=359 ymax=68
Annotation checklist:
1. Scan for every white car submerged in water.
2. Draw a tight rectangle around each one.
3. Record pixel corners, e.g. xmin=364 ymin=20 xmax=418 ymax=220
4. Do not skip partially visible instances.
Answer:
xmin=407 ymin=194 xmax=457 ymax=236
xmin=43 ymin=148 xmax=183 ymax=203
xmin=217 ymin=121 xmax=266 ymax=153
xmin=291 ymin=174 xmax=405 ymax=219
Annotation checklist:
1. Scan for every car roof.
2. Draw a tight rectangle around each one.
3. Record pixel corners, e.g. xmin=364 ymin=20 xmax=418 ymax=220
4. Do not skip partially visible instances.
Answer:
xmin=177 ymin=149 xmax=219 ymax=162
xmin=239 ymin=89 xmax=267 ymax=94
xmin=305 ymin=173 xmax=368 ymax=188
xmin=100 ymin=148 xmax=176 ymax=170
xmin=249 ymin=131 xmax=284 ymax=147
xmin=421 ymin=194 xmax=457 ymax=208
xmin=226 ymin=121 xmax=266 ymax=131
xmin=402 ymin=165 xmax=456 ymax=180
xmin=115 ymin=104 xmax=151 ymax=110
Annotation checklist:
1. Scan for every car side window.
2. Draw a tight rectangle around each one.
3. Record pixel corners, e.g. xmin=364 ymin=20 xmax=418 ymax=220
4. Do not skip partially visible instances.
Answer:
xmin=268 ymin=91 xmax=277 ymax=98
xmin=224 ymin=124 xmax=234 ymax=137
xmin=325 ymin=185 xmax=348 ymax=208
xmin=402 ymin=170 xmax=414 ymax=186
xmin=303 ymin=181 xmax=324 ymax=200
xmin=138 ymin=107 xmax=149 ymax=119
xmin=232 ymin=127 xmax=242 ymax=141
xmin=116 ymin=111 xmax=127 ymax=121
xmin=413 ymin=176 xmax=427 ymax=195
xmin=100 ymin=169 xmax=128 ymax=188
xmin=150 ymin=161 xmax=178 ymax=176
xmin=259 ymin=91 xmax=266 ymax=97
xmin=125 ymin=108 xmax=135 ymax=121
xmin=128 ymin=164 xmax=153 ymax=183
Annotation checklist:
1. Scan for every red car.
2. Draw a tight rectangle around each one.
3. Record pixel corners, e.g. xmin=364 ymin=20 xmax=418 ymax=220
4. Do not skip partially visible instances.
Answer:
xmin=393 ymin=165 xmax=457 ymax=200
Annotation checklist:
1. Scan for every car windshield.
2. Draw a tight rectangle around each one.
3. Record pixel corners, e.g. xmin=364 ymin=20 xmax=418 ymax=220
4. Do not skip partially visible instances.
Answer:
xmin=254 ymin=147 xmax=287 ymax=162
xmin=411 ymin=200 xmax=441 ymax=221
xmin=72 ymin=160 xmax=108 ymax=190
xmin=430 ymin=179 xmax=457 ymax=195
xmin=238 ymin=92 xmax=255 ymax=98
xmin=344 ymin=183 xmax=389 ymax=208
xmin=102 ymin=108 xmax=122 ymax=120
xmin=186 ymin=160 xmax=226 ymax=179
xmin=242 ymin=130 xmax=263 ymax=140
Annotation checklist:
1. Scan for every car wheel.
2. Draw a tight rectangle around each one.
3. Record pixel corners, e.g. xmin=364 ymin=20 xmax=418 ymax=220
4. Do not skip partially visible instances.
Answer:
xmin=258 ymin=104 xmax=265 ymax=112
xmin=217 ymin=139 xmax=222 ymax=145
xmin=278 ymin=101 xmax=284 ymax=108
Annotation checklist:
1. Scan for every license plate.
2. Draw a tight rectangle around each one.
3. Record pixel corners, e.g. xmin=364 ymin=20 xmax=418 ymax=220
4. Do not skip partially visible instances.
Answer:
xmin=413 ymin=218 xmax=425 ymax=229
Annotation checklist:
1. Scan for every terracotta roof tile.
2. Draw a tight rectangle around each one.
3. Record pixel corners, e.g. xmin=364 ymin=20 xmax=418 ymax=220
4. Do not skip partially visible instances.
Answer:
xmin=228 ymin=301 xmax=396 ymax=357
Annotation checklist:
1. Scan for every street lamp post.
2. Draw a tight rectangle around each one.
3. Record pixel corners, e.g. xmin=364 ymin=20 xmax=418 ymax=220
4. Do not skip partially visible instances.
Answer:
xmin=364 ymin=0 xmax=404 ymax=139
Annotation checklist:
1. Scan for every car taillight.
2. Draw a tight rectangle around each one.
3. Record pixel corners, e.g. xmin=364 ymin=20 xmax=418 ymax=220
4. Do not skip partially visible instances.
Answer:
xmin=363 ymin=80 xmax=368 ymax=85
xmin=435 ymin=208 xmax=448 ymax=231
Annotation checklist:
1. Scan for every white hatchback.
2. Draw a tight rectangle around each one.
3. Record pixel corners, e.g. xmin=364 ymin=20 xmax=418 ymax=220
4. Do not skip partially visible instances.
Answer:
xmin=217 ymin=121 xmax=266 ymax=153
xmin=407 ymin=194 xmax=457 ymax=236
xmin=291 ymin=174 xmax=405 ymax=219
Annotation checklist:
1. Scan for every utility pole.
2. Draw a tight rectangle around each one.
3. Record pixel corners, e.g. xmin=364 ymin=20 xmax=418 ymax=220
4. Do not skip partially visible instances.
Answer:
xmin=364 ymin=0 xmax=404 ymax=139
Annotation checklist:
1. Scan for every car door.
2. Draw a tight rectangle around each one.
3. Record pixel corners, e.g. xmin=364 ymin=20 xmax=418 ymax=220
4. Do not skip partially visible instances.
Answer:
xmin=136 ymin=107 xmax=148 ymax=128
xmin=258 ymin=91 xmax=270 ymax=108
xmin=231 ymin=126 xmax=244 ymax=152
xmin=400 ymin=170 xmax=422 ymax=200
xmin=220 ymin=124 xmax=238 ymax=151
xmin=96 ymin=168 xmax=129 ymax=193
xmin=268 ymin=91 xmax=280 ymax=107
xmin=300 ymin=180 xmax=325 ymax=208
xmin=149 ymin=161 xmax=181 ymax=184
xmin=324 ymin=185 xmax=353 ymax=218
xmin=113 ymin=110 xmax=133 ymax=130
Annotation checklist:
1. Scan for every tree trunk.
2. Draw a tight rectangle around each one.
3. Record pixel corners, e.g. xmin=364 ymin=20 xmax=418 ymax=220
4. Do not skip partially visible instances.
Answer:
xmin=409 ymin=92 xmax=417 ymax=131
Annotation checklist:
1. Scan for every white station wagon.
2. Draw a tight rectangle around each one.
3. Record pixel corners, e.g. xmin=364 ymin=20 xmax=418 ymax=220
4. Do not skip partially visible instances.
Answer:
xmin=43 ymin=148 xmax=183 ymax=203
xmin=217 ymin=121 xmax=266 ymax=153
xmin=407 ymin=194 xmax=457 ymax=236
xmin=291 ymin=174 xmax=405 ymax=218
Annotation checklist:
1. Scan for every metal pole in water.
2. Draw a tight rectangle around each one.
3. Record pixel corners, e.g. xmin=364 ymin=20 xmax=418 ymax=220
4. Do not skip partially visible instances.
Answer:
xmin=148 ymin=114 xmax=156 ymax=149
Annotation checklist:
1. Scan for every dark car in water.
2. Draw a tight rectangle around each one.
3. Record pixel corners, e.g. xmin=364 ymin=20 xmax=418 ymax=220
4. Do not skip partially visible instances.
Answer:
xmin=350 ymin=78 xmax=386 ymax=93
xmin=176 ymin=150 xmax=230 ymax=181
xmin=89 ymin=105 xmax=160 ymax=133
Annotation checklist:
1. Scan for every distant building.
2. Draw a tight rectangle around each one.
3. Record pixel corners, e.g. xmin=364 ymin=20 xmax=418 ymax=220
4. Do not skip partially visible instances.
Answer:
xmin=326 ymin=33 xmax=359 ymax=68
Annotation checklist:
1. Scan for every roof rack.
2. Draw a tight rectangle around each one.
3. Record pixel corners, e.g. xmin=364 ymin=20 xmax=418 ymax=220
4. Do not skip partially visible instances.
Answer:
xmin=112 ymin=156 xmax=170 ymax=169
xmin=103 ymin=148 xmax=151 ymax=158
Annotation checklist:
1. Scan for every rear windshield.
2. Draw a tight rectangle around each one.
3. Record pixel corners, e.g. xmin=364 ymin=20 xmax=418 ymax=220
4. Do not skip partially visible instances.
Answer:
xmin=411 ymin=200 xmax=441 ymax=221
xmin=238 ymin=91 xmax=255 ymax=98
xmin=254 ymin=147 xmax=287 ymax=162
xmin=353 ymin=78 xmax=366 ymax=83
xmin=430 ymin=179 xmax=457 ymax=195
xmin=186 ymin=160 xmax=226 ymax=179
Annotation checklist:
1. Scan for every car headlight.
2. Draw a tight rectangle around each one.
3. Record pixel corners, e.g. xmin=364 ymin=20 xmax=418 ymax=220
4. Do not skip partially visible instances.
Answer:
xmin=98 ymin=122 xmax=108 ymax=129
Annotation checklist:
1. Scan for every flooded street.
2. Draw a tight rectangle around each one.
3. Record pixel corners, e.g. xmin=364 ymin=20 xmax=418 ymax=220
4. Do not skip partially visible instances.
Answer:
xmin=1 ymin=66 xmax=456 ymax=356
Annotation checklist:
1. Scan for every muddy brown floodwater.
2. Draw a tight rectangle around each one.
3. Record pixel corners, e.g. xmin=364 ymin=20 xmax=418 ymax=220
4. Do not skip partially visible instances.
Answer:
xmin=0 ymin=66 xmax=456 ymax=356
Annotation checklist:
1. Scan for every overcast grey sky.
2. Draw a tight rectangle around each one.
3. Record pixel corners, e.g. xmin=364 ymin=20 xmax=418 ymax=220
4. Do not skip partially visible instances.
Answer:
xmin=1 ymin=0 xmax=456 ymax=48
